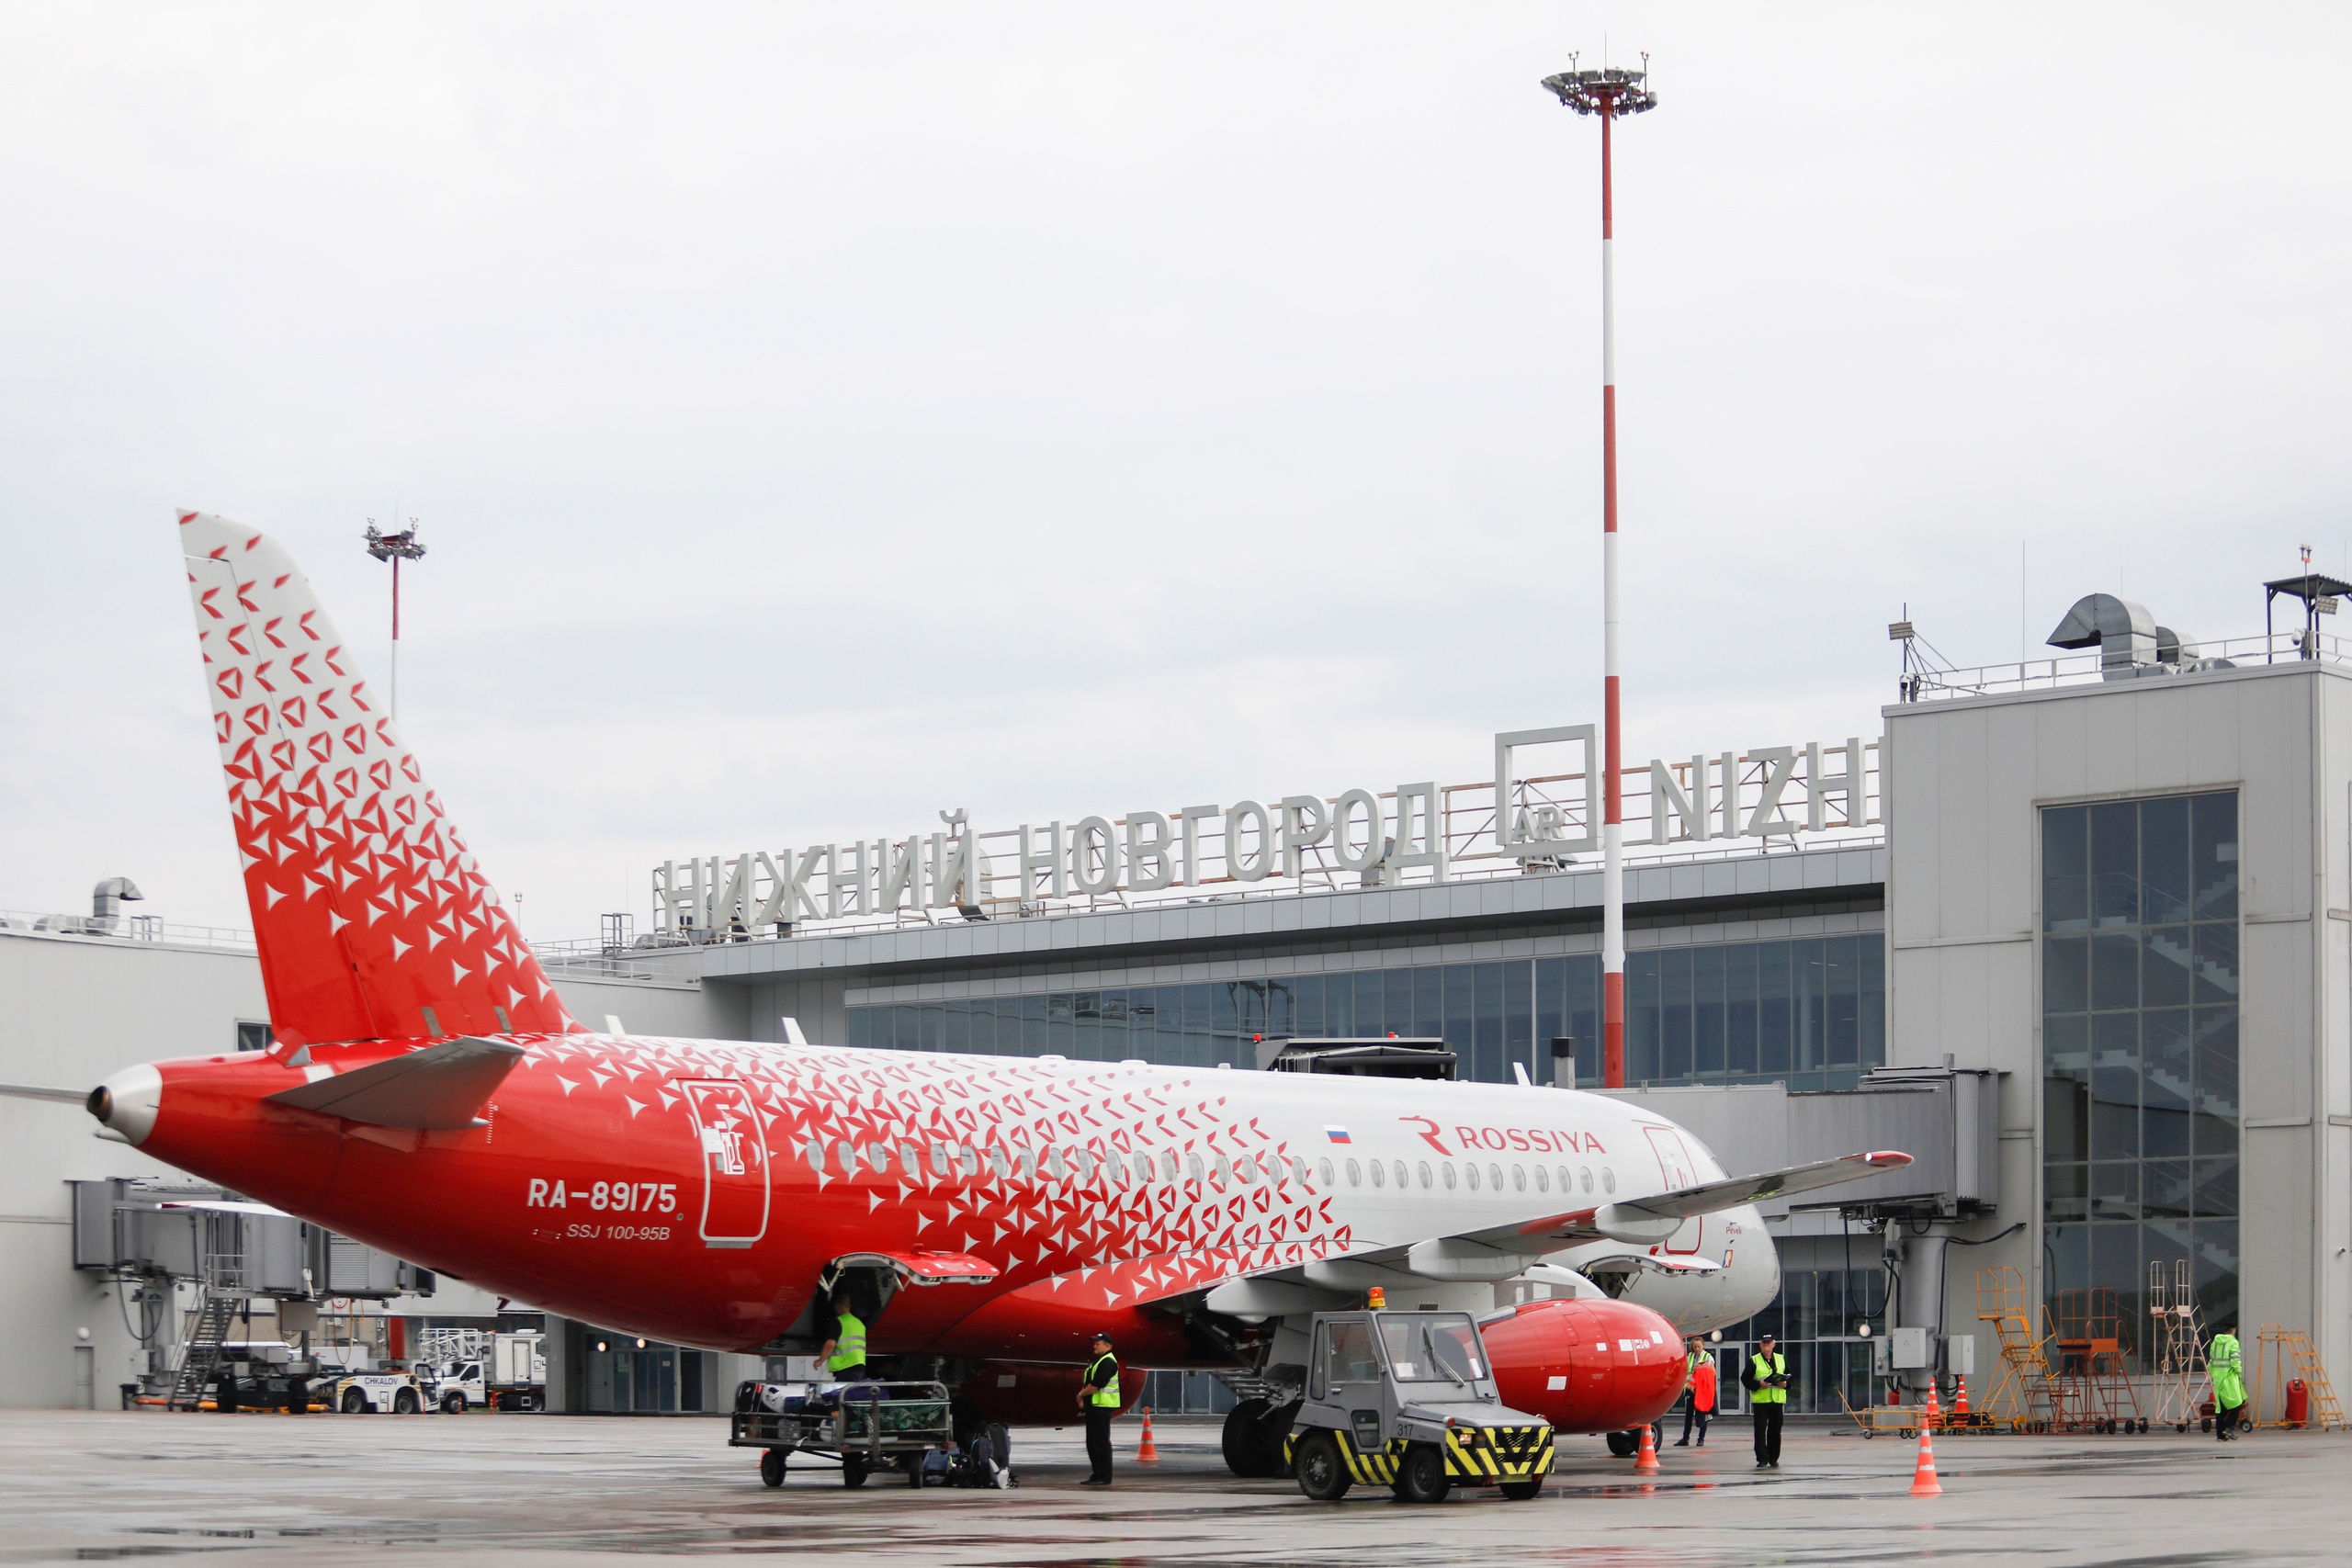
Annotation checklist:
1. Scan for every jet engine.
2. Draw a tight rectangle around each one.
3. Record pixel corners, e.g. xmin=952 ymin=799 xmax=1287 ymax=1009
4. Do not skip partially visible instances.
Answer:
xmin=1479 ymin=1295 xmax=1690 ymax=1435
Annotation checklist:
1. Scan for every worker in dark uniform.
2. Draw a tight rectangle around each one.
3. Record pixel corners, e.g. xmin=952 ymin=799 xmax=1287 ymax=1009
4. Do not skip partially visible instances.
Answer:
xmin=1743 ymin=1333 xmax=1789 ymax=1469
xmin=1077 ymin=1332 xmax=1121 ymax=1486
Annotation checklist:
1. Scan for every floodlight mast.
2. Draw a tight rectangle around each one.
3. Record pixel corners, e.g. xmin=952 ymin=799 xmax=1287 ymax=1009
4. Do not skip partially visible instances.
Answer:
xmin=1542 ymin=56 xmax=1656 ymax=1091
xmin=362 ymin=520 xmax=426 ymax=719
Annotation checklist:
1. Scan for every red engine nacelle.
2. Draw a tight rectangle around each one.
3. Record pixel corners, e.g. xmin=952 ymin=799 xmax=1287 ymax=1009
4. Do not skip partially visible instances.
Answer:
xmin=1481 ymin=1296 xmax=1690 ymax=1434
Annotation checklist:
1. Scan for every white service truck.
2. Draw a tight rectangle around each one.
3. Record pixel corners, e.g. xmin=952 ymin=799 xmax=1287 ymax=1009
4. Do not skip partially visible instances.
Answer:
xmin=434 ymin=1332 xmax=547 ymax=1413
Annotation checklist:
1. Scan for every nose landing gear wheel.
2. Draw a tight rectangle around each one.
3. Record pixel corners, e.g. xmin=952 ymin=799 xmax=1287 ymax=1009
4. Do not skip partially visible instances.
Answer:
xmin=1605 ymin=1429 xmax=1638 ymax=1458
xmin=1391 ymin=1442 xmax=1450 ymax=1505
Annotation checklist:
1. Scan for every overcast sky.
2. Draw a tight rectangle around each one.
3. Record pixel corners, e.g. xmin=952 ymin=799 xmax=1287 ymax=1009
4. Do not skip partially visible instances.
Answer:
xmin=3 ymin=3 xmax=2346 ymax=942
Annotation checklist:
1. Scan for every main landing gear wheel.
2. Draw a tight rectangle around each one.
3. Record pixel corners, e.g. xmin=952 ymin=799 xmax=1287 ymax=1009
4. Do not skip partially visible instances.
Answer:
xmin=841 ymin=1454 xmax=871 ymax=1489
xmin=1604 ymin=1429 xmax=1639 ymax=1458
xmin=1293 ymin=1432 xmax=1351 ymax=1501
xmin=340 ymin=1388 xmax=367 ymax=1414
xmin=1499 ymin=1479 xmax=1544 ymax=1502
xmin=1221 ymin=1399 xmax=1292 ymax=1478
xmin=760 ymin=1449 xmax=787 ymax=1488
xmin=1392 ymin=1442 xmax=1451 ymax=1505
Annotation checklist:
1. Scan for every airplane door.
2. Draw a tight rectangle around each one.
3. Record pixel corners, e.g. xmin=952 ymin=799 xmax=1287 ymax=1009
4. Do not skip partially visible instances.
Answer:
xmin=1643 ymin=1126 xmax=1703 ymax=1256
xmin=680 ymin=1080 xmax=769 ymax=1248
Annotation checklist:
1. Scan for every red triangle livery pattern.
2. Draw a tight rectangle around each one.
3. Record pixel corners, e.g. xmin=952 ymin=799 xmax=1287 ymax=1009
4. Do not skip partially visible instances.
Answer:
xmin=179 ymin=511 xmax=578 ymax=1045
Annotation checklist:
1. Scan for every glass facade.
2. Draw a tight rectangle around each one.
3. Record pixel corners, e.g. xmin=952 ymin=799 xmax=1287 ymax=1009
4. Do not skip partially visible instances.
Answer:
xmin=846 ymin=935 xmax=1884 ymax=1092
xmin=2041 ymin=793 xmax=2240 ymax=1359
xmin=1713 ymin=1264 xmax=1890 ymax=1415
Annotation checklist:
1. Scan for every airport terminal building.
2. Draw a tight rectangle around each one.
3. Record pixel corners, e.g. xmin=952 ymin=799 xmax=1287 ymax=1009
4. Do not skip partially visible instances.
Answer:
xmin=7 ymin=582 xmax=2348 ymax=1420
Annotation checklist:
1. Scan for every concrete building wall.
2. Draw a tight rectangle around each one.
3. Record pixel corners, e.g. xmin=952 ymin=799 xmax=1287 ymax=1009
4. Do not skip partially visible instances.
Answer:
xmin=0 ymin=929 xmax=739 ymax=1408
xmin=0 ymin=929 xmax=267 ymax=1409
xmin=1886 ymin=661 xmax=2351 ymax=1385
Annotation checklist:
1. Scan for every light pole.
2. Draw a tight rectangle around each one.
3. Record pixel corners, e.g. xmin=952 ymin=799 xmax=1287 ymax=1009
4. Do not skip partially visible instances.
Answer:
xmin=1542 ymin=56 xmax=1656 ymax=1090
xmin=363 ymin=519 xmax=426 ymax=719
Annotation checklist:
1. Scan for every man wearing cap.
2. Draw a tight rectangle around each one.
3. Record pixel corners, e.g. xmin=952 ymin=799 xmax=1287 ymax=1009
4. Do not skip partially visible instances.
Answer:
xmin=1077 ymin=1332 xmax=1121 ymax=1486
xmin=1742 ymin=1334 xmax=1790 ymax=1469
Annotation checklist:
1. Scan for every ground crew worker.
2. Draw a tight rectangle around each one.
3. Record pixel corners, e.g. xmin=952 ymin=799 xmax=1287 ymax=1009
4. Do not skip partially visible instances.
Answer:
xmin=1077 ymin=1332 xmax=1121 ymax=1486
xmin=1744 ymin=1333 xmax=1789 ymax=1468
xmin=818 ymin=1291 xmax=868 ymax=1382
xmin=2210 ymin=1322 xmax=2245 ymax=1441
xmin=1676 ymin=1345 xmax=1717 ymax=1448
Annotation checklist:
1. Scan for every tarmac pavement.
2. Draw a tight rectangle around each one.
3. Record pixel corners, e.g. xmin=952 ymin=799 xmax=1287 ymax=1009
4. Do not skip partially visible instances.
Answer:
xmin=0 ymin=1409 xmax=2335 ymax=1565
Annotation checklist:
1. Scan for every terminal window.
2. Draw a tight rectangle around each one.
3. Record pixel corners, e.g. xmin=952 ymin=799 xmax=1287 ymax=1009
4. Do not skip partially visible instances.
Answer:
xmin=845 ymin=934 xmax=1884 ymax=1093
xmin=2041 ymin=791 xmax=2239 ymax=1355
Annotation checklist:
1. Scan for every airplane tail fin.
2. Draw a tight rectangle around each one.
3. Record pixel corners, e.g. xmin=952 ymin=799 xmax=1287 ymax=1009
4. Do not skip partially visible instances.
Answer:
xmin=178 ymin=511 xmax=580 ymax=1044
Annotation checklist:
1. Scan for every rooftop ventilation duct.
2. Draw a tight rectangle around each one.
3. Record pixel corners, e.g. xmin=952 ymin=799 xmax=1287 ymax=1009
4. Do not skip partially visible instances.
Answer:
xmin=93 ymin=876 xmax=145 ymax=924
xmin=2048 ymin=593 xmax=2160 ymax=679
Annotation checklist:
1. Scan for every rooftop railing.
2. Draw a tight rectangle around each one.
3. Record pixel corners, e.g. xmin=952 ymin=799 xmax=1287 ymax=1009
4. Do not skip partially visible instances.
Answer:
xmin=1898 ymin=630 xmax=2352 ymax=705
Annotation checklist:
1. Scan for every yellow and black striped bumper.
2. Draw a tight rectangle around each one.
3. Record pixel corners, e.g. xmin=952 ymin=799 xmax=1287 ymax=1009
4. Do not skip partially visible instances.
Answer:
xmin=1284 ymin=1425 xmax=1555 ymax=1484
xmin=1444 ymin=1423 xmax=1555 ymax=1480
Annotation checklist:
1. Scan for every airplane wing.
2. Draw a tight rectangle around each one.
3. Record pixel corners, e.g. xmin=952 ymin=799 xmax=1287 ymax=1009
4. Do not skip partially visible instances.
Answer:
xmin=1180 ymin=1149 xmax=1914 ymax=1292
xmin=1481 ymin=1148 xmax=1914 ymax=1250
xmin=0 ymin=1082 xmax=88 ymax=1103
xmin=265 ymin=1036 xmax=525 ymax=1130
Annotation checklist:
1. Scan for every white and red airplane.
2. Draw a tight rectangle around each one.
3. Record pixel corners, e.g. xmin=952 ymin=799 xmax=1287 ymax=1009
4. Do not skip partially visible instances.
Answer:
xmin=43 ymin=513 xmax=1907 ymax=1472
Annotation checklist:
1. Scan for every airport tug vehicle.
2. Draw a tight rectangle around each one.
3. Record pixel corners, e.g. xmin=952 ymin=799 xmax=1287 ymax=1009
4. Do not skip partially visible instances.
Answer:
xmin=1284 ymin=1302 xmax=1554 ymax=1504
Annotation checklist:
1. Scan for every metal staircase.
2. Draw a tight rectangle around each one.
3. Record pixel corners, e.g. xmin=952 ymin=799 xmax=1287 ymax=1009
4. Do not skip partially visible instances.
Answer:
xmin=165 ymin=1286 xmax=241 ymax=1411
xmin=2255 ymin=1325 xmax=2346 ymax=1430
xmin=1975 ymin=1266 xmax=2060 ymax=1429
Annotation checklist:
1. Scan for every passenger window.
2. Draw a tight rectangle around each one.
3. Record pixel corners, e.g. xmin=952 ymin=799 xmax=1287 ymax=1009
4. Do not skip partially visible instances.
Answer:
xmin=1419 ymin=1161 xmax=1433 ymax=1189
xmin=1602 ymin=1167 xmax=1616 ymax=1194
xmin=933 ymin=1141 xmax=954 ymax=1177
xmin=870 ymin=1143 xmax=894 ymax=1173
xmin=1442 ymin=1162 xmax=1457 ymax=1190
xmin=1580 ymin=1166 xmax=1594 ymax=1192
xmin=1393 ymin=1160 xmax=1408 ymax=1190
xmin=1535 ymin=1165 xmax=1550 ymax=1193
xmin=1135 ymin=1152 xmax=1155 ymax=1183
xmin=959 ymin=1144 xmax=979 ymax=1177
xmin=1161 ymin=1149 xmax=1179 ymax=1180
xmin=805 ymin=1138 xmax=827 ymax=1172
xmin=989 ymin=1147 xmax=1010 ymax=1179
xmin=1076 ymin=1149 xmax=1098 ymax=1185
xmin=1319 ymin=1157 xmax=1335 ymax=1186
xmin=1488 ymin=1163 xmax=1504 ymax=1192
xmin=1233 ymin=1154 xmax=1254 ymax=1183
xmin=1464 ymin=1163 xmax=1481 ymax=1191
xmin=1370 ymin=1160 xmax=1385 ymax=1189
xmin=1345 ymin=1159 xmax=1363 ymax=1186
xmin=1291 ymin=1156 xmax=1310 ymax=1185
xmin=899 ymin=1141 xmax=922 ymax=1174
xmin=1186 ymin=1152 xmax=1205 ymax=1182
xmin=1512 ymin=1164 xmax=1526 ymax=1191
xmin=1209 ymin=1153 xmax=1228 ymax=1185
xmin=835 ymin=1139 xmax=858 ymax=1173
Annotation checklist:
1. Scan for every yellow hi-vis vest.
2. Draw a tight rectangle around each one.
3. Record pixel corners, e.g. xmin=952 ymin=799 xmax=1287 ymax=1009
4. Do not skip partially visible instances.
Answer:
xmin=2211 ymin=1334 xmax=2245 ymax=1407
xmin=1085 ymin=1352 xmax=1121 ymax=1408
xmin=1749 ymin=1351 xmax=1788 ymax=1404
xmin=828 ymin=1312 xmax=867 ymax=1373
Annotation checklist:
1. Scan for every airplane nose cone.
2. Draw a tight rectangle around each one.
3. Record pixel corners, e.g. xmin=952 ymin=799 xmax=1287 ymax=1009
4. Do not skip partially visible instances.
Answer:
xmin=89 ymin=1063 xmax=162 ymax=1145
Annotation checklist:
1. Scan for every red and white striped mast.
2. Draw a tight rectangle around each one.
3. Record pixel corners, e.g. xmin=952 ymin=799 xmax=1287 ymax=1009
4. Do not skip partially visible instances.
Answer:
xmin=1543 ymin=55 xmax=1655 ymax=1090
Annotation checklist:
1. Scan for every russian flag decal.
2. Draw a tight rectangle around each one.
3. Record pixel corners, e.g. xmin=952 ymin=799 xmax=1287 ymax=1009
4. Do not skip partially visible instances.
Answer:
xmin=1324 ymin=1124 xmax=1351 ymax=1144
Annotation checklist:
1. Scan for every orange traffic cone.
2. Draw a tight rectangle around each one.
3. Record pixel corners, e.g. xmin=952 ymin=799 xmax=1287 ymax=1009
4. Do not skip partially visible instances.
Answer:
xmin=1136 ymin=1406 xmax=1160 ymax=1464
xmin=1952 ymin=1375 xmax=1969 ymax=1431
xmin=1634 ymin=1422 xmax=1662 ymax=1474
xmin=1910 ymin=1383 xmax=1944 ymax=1496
